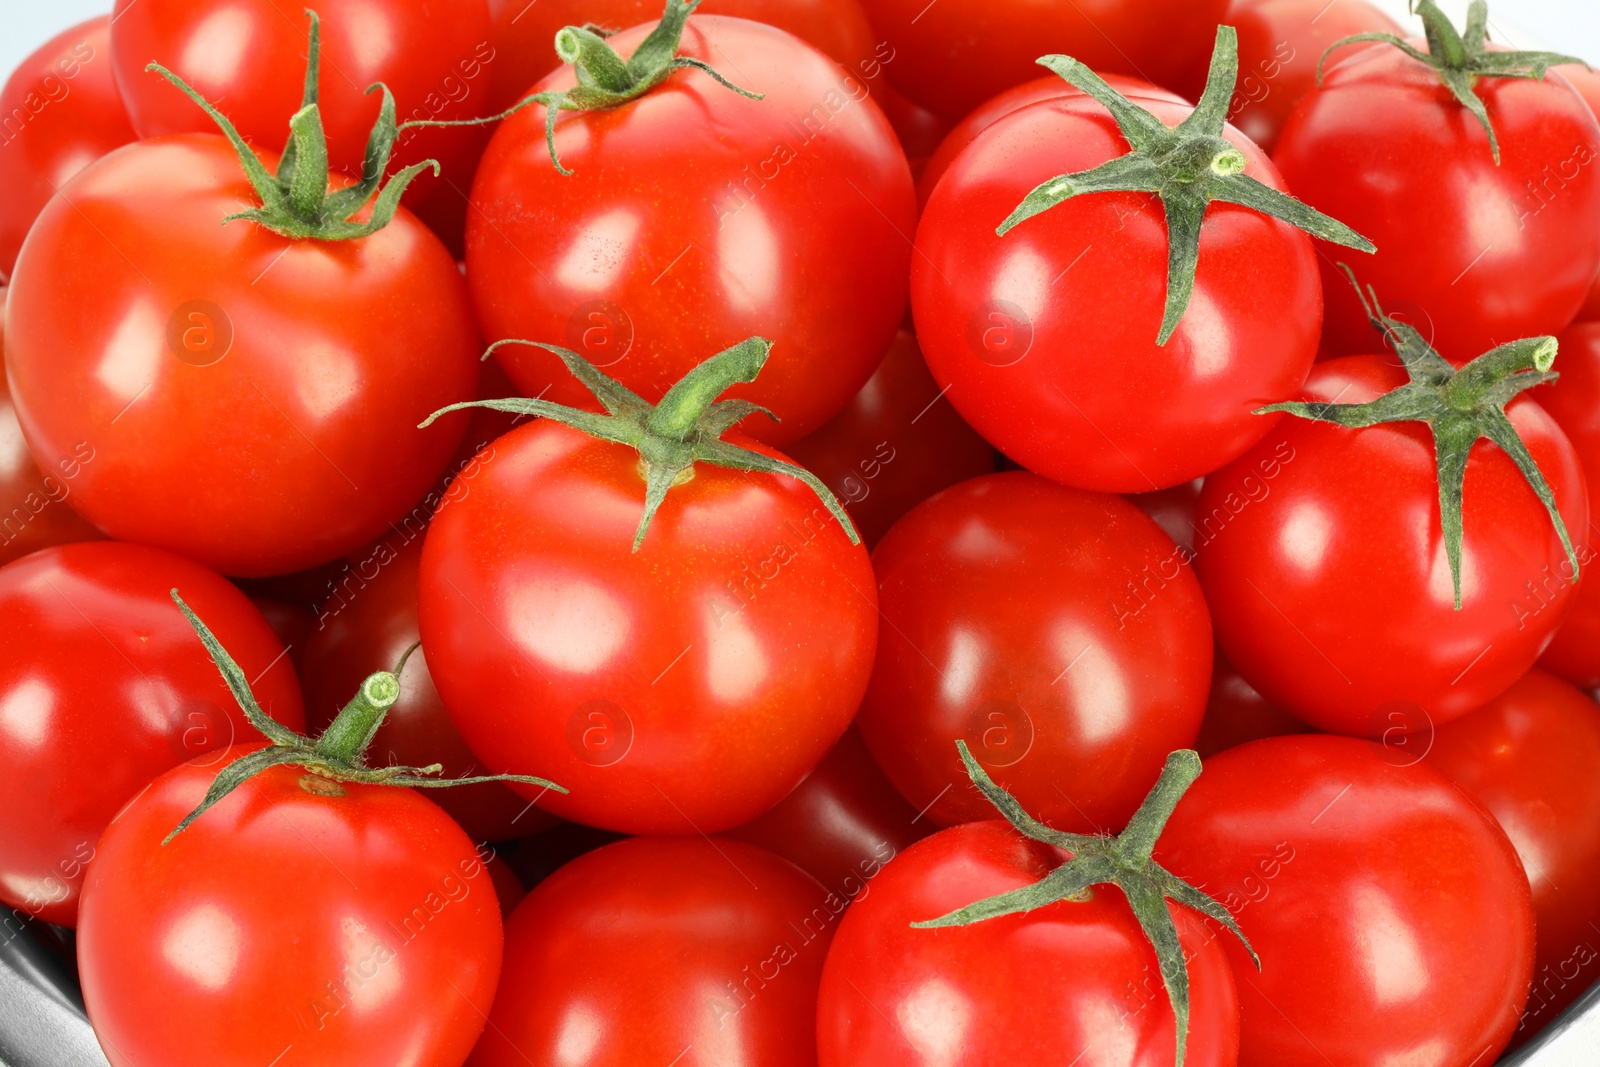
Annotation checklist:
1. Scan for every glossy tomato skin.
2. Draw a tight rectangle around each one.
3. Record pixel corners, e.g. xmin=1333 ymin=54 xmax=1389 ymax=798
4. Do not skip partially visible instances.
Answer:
xmin=817 ymin=819 xmax=1240 ymax=1067
xmin=858 ymin=472 xmax=1212 ymax=831
xmin=1159 ymin=735 xmax=1535 ymax=1067
xmin=1427 ymin=670 xmax=1600 ymax=1038
xmin=1199 ymin=355 xmax=1587 ymax=736
xmin=467 ymin=15 xmax=915 ymax=446
xmin=1559 ymin=65 xmax=1600 ymax=321
xmin=469 ymin=836 xmax=833 ymax=1067
xmin=0 ymin=543 xmax=303 ymax=928
xmin=79 ymin=745 xmax=502 ymax=1067
xmin=6 ymin=135 xmax=479 ymax=578
xmin=1195 ymin=650 xmax=1311 ymax=759
xmin=1274 ymin=47 xmax=1600 ymax=361
xmin=418 ymin=419 xmax=879 ymax=834
xmin=915 ymin=95 xmax=1320 ymax=492
xmin=0 ymin=18 xmax=135 ymax=283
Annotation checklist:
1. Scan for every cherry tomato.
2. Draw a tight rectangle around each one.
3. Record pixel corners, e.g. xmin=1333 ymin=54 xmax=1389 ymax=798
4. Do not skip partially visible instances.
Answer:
xmin=1157 ymin=734 xmax=1535 ymax=1067
xmin=0 ymin=17 xmax=135 ymax=283
xmin=1196 ymin=650 xmax=1311 ymax=758
xmin=857 ymin=472 xmax=1212 ymax=831
xmin=0 ymin=543 xmax=303 ymax=927
xmin=79 ymin=743 xmax=502 ymax=1067
xmin=468 ymin=835 xmax=833 ymax=1067
xmin=5 ymin=135 xmax=480 ymax=577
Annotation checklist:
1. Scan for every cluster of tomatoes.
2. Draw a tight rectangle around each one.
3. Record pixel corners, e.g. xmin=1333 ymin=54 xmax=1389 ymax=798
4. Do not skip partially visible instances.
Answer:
xmin=2 ymin=0 xmax=1600 ymax=1065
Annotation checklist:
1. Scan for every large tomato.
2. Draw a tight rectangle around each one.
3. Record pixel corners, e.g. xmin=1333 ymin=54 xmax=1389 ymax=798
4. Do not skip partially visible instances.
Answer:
xmin=1158 ymin=735 xmax=1536 ymax=1067
xmin=0 ymin=543 xmax=303 ymax=927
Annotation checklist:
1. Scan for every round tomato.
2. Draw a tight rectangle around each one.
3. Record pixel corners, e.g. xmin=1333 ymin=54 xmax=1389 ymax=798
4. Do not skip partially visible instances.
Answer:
xmin=1157 ymin=734 xmax=1535 ymax=1067
xmin=468 ymin=835 xmax=832 ymax=1067
xmin=1195 ymin=650 xmax=1311 ymax=758
xmin=1559 ymin=63 xmax=1600 ymax=322
xmin=0 ymin=542 xmax=303 ymax=927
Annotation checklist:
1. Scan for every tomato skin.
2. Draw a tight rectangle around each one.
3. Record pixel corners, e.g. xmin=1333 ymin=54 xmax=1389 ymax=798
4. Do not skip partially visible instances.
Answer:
xmin=0 ymin=18 xmax=135 ymax=283
xmin=1157 ymin=735 xmax=1535 ymax=1067
xmin=1198 ymin=355 xmax=1587 ymax=736
xmin=418 ymin=419 xmax=878 ymax=834
xmin=466 ymin=15 xmax=915 ymax=446
xmin=1426 ymin=670 xmax=1600 ymax=1038
xmin=1196 ymin=651 xmax=1311 ymax=758
xmin=0 ymin=543 xmax=303 ymax=928
xmin=858 ymin=472 xmax=1212 ymax=831
xmin=816 ymin=819 xmax=1240 ymax=1067
xmin=914 ymin=95 xmax=1320 ymax=492
xmin=1559 ymin=64 xmax=1600 ymax=322
xmin=5 ymin=135 xmax=480 ymax=578
xmin=1274 ymin=47 xmax=1600 ymax=361
xmin=79 ymin=745 xmax=502 ymax=1067
xmin=469 ymin=835 xmax=833 ymax=1067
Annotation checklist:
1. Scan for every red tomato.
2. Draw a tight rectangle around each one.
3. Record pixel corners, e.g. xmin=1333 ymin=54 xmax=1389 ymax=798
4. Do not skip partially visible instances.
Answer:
xmin=1157 ymin=735 xmax=1535 ymax=1067
xmin=857 ymin=472 xmax=1212 ymax=831
xmin=247 ymin=597 xmax=315 ymax=670
xmin=817 ymin=819 xmax=1241 ymax=1066
xmin=0 ymin=17 xmax=135 ymax=283
xmin=1559 ymin=64 xmax=1600 ymax=322
xmin=1196 ymin=651 xmax=1311 ymax=758
xmin=1199 ymin=355 xmax=1587 ymax=736
xmin=0 ymin=543 xmax=303 ymax=927
xmin=79 ymin=744 xmax=502 ymax=1067
xmin=1129 ymin=477 xmax=1203 ymax=554
xmin=468 ymin=836 xmax=833 ymax=1067
xmin=1427 ymin=669 xmax=1600 ymax=1039
xmin=782 ymin=329 xmax=996 ymax=548
xmin=484 ymin=850 xmax=527 ymax=919
xmin=466 ymin=15 xmax=915 ymax=445
xmin=5 ymin=135 xmax=480 ymax=577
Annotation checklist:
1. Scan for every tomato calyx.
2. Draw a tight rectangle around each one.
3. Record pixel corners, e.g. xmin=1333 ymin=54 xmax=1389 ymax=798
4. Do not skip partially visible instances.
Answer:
xmin=144 ymin=10 xmax=438 ymax=241
xmin=913 ymin=741 xmax=1257 ymax=1067
xmin=161 ymin=591 xmax=566 ymax=844
xmin=1259 ymin=265 xmax=1577 ymax=610
xmin=997 ymin=26 xmax=1374 ymax=345
xmin=1322 ymin=1 xmax=1585 ymax=164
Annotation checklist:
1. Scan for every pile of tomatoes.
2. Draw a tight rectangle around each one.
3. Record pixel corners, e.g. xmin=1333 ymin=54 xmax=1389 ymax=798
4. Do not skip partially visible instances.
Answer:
xmin=3 ymin=0 xmax=1600 ymax=1065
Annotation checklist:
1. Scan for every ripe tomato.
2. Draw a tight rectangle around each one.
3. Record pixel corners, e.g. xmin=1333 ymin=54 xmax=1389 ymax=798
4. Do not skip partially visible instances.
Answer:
xmin=0 ymin=543 xmax=303 ymax=927
xmin=1558 ymin=63 xmax=1600 ymax=321
xmin=1195 ymin=651 xmax=1310 ymax=758
xmin=466 ymin=14 xmax=915 ymax=445
xmin=1130 ymin=477 xmax=1204 ymax=553
xmin=0 ymin=17 xmax=135 ymax=283
xmin=1157 ymin=735 xmax=1535 ymax=1067
xmin=857 ymin=472 xmax=1212 ymax=831
xmin=5 ymin=135 xmax=480 ymax=577
xmin=468 ymin=835 xmax=833 ymax=1067
xmin=79 ymin=743 xmax=502 ymax=1067
xmin=248 ymin=596 xmax=314 ymax=670
xmin=1427 ymin=669 xmax=1600 ymax=1039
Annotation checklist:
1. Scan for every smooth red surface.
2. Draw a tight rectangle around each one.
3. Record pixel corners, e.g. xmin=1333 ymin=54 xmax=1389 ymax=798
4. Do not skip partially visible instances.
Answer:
xmin=858 ymin=472 xmax=1212 ymax=830
xmin=914 ymin=94 xmax=1320 ymax=492
xmin=0 ymin=543 xmax=303 ymax=927
xmin=5 ymin=135 xmax=480 ymax=577
xmin=466 ymin=15 xmax=915 ymax=446
xmin=468 ymin=836 xmax=833 ymax=1067
xmin=1158 ymin=735 xmax=1536 ymax=1067
xmin=817 ymin=819 xmax=1241 ymax=1067
xmin=1198 ymin=355 xmax=1587 ymax=736
xmin=1195 ymin=650 xmax=1311 ymax=758
xmin=79 ymin=746 xmax=502 ymax=1067
xmin=1560 ymin=63 xmax=1600 ymax=322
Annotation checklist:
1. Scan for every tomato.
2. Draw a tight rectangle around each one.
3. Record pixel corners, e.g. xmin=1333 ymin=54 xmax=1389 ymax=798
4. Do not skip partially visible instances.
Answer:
xmin=0 ymin=17 xmax=135 ymax=283
xmin=1559 ymin=64 xmax=1600 ymax=322
xmin=484 ymin=849 xmax=527 ymax=918
xmin=466 ymin=14 xmax=915 ymax=445
xmin=247 ymin=596 xmax=315 ymax=670
xmin=1198 ymin=354 xmax=1587 ymax=736
xmin=1196 ymin=651 xmax=1311 ymax=758
xmin=857 ymin=471 xmax=1212 ymax=831
xmin=782 ymin=329 xmax=996 ymax=548
xmin=1427 ymin=669 xmax=1600 ymax=1039
xmin=0 ymin=542 xmax=303 ymax=927
xmin=468 ymin=835 xmax=833 ymax=1067
xmin=5 ymin=135 xmax=480 ymax=577
xmin=1157 ymin=735 xmax=1535 ymax=1067
xmin=79 ymin=743 xmax=502 ymax=1067
xmin=1130 ymin=477 xmax=1203 ymax=553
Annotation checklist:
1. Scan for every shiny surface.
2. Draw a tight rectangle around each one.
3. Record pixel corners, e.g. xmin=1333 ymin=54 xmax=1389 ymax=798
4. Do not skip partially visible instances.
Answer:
xmin=0 ymin=543 xmax=303 ymax=927
xmin=418 ymin=419 xmax=878 ymax=834
xmin=1198 ymin=355 xmax=1588 ymax=735
xmin=1159 ymin=735 xmax=1536 ymax=1067
xmin=817 ymin=820 xmax=1241 ymax=1066
xmin=79 ymin=746 xmax=502 ymax=1067
xmin=858 ymin=472 xmax=1212 ymax=830
xmin=1558 ymin=64 xmax=1600 ymax=322
xmin=5 ymin=135 xmax=480 ymax=577
xmin=914 ymin=95 xmax=1320 ymax=492
xmin=467 ymin=15 xmax=915 ymax=446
